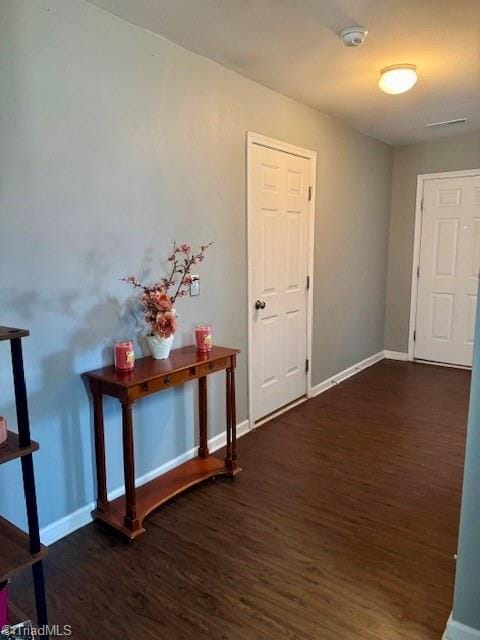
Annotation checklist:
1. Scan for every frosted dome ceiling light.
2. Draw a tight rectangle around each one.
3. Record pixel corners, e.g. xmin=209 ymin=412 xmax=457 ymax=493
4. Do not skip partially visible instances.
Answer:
xmin=378 ymin=64 xmax=418 ymax=95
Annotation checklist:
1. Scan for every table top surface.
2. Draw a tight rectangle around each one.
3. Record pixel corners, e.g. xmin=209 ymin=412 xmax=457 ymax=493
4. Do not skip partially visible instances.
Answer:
xmin=84 ymin=344 xmax=240 ymax=388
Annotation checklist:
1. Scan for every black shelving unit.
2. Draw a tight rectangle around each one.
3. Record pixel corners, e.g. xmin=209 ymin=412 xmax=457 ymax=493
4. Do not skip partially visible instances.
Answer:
xmin=0 ymin=326 xmax=48 ymax=627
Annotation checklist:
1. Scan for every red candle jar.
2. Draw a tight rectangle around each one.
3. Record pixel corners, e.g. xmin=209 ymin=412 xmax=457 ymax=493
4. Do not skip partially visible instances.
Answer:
xmin=195 ymin=325 xmax=213 ymax=353
xmin=114 ymin=340 xmax=135 ymax=372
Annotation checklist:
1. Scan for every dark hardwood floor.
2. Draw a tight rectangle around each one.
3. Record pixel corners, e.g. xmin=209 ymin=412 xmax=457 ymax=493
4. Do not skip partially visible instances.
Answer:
xmin=11 ymin=360 xmax=470 ymax=639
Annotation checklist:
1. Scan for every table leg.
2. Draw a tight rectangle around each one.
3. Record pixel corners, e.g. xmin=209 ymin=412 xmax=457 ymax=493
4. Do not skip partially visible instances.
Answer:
xmin=32 ymin=560 xmax=48 ymax=628
xmin=198 ymin=376 xmax=209 ymax=458
xmin=91 ymin=382 xmax=107 ymax=510
xmin=230 ymin=366 xmax=237 ymax=468
xmin=225 ymin=368 xmax=234 ymax=472
xmin=121 ymin=401 xmax=138 ymax=531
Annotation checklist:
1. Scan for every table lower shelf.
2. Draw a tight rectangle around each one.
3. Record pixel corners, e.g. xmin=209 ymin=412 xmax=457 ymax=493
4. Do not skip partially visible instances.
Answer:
xmin=93 ymin=455 xmax=240 ymax=539
xmin=0 ymin=431 xmax=39 ymax=465
xmin=0 ymin=516 xmax=47 ymax=582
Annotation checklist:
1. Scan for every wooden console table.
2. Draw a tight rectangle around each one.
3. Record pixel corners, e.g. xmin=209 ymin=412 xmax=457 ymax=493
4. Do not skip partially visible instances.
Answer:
xmin=84 ymin=345 xmax=240 ymax=539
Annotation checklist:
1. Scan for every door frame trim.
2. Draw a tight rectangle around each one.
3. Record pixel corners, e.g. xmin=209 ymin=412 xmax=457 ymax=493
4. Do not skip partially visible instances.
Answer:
xmin=246 ymin=131 xmax=317 ymax=425
xmin=408 ymin=168 xmax=480 ymax=361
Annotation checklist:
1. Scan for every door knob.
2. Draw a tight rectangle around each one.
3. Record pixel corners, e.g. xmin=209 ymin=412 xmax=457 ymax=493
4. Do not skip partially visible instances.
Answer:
xmin=255 ymin=300 xmax=266 ymax=310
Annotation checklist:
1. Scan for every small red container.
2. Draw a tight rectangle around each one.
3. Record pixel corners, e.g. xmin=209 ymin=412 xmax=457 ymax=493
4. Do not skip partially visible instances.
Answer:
xmin=195 ymin=325 xmax=213 ymax=353
xmin=114 ymin=340 xmax=135 ymax=372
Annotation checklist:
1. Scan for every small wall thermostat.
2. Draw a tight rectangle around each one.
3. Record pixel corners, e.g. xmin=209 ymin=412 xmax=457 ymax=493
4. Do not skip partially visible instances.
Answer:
xmin=190 ymin=275 xmax=200 ymax=297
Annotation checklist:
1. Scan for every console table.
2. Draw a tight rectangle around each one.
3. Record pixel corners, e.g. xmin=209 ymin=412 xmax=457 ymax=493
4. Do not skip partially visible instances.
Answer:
xmin=84 ymin=345 xmax=240 ymax=539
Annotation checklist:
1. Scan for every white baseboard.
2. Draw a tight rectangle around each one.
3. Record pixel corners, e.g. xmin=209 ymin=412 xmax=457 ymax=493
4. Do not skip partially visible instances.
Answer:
xmin=309 ymin=351 xmax=384 ymax=398
xmin=255 ymin=396 xmax=308 ymax=428
xmin=443 ymin=614 xmax=480 ymax=640
xmin=384 ymin=350 xmax=409 ymax=361
xmin=40 ymin=419 xmax=251 ymax=545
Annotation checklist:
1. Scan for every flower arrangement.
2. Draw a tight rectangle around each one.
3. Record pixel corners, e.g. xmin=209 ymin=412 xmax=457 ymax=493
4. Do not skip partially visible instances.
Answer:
xmin=123 ymin=242 xmax=212 ymax=358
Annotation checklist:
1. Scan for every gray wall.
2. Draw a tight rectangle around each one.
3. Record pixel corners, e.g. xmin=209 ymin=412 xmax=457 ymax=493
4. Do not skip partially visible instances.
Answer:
xmin=0 ymin=0 xmax=392 ymax=531
xmin=313 ymin=124 xmax=392 ymax=378
xmin=385 ymin=133 xmax=480 ymax=352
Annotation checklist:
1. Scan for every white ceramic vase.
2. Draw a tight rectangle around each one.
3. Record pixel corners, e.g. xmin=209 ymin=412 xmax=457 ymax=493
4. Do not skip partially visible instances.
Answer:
xmin=146 ymin=333 xmax=174 ymax=359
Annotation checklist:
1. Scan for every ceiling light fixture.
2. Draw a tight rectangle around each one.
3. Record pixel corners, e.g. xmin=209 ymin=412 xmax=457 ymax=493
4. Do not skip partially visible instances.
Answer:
xmin=378 ymin=64 xmax=417 ymax=95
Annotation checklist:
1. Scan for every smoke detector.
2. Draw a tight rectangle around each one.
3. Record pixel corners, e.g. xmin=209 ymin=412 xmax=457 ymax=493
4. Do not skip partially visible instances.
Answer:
xmin=340 ymin=26 xmax=368 ymax=47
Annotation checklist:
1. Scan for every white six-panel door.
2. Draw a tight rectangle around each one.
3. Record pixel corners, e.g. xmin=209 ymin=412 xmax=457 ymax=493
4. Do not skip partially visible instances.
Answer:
xmin=250 ymin=142 xmax=311 ymax=421
xmin=415 ymin=174 xmax=480 ymax=366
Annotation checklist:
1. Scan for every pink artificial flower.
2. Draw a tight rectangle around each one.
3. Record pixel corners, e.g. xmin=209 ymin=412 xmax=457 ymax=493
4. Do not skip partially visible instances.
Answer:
xmin=155 ymin=310 xmax=177 ymax=338
xmin=150 ymin=290 xmax=172 ymax=311
xmin=182 ymin=274 xmax=193 ymax=285
xmin=178 ymin=243 xmax=191 ymax=254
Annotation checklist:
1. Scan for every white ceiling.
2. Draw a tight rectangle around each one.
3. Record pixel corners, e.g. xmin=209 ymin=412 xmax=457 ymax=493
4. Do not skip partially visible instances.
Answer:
xmin=88 ymin=0 xmax=480 ymax=145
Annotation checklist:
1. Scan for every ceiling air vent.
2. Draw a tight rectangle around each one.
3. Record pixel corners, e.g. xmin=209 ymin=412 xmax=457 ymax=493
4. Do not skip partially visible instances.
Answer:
xmin=426 ymin=118 xmax=468 ymax=128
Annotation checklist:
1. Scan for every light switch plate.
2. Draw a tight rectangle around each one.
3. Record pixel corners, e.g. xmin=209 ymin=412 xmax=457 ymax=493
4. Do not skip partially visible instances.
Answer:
xmin=190 ymin=275 xmax=200 ymax=297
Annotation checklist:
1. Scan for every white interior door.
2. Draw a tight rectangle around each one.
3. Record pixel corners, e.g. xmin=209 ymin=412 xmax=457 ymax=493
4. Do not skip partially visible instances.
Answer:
xmin=250 ymin=142 xmax=311 ymax=421
xmin=415 ymin=174 xmax=480 ymax=366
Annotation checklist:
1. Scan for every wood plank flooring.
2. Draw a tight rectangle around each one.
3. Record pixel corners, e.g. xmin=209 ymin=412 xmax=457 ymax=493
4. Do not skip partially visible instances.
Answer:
xmin=10 ymin=360 xmax=470 ymax=639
